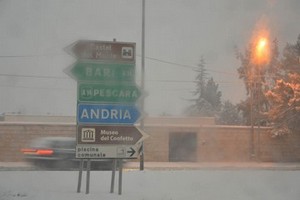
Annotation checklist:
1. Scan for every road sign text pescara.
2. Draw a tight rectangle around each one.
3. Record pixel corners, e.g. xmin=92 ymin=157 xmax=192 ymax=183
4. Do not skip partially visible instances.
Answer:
xmin=78 ymin=82 xmax=142 ymax=103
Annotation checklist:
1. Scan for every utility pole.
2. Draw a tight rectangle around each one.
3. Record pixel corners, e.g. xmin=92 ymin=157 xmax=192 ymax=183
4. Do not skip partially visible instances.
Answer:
xmin=140 ymin=0 xmax=146 ymax=171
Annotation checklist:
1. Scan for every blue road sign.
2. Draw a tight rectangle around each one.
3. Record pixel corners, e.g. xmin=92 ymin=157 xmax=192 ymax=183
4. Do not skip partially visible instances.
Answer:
xmin=77 ymin=104 xmax=141 ymax=124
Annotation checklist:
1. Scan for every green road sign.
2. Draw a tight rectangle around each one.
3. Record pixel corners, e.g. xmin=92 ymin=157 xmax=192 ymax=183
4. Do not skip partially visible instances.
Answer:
xmin=78 ymin=82 xmax=142 ymax=103
xmin=65 ymin=61 xmax=135 ymax=82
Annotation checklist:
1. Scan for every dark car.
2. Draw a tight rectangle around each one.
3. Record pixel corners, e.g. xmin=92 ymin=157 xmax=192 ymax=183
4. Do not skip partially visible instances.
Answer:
xmin=21 ymin=137 xmax=115 ymax=170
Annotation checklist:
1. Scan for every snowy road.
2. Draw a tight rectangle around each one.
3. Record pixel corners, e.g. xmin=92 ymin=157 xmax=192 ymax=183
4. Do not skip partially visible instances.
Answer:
xmin=1 ymin=169 xmax=300 ymax=200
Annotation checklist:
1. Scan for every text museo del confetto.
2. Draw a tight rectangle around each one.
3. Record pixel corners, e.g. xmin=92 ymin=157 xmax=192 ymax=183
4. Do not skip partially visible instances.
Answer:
xmin=100 ymin=130 xmax=134 ymax=142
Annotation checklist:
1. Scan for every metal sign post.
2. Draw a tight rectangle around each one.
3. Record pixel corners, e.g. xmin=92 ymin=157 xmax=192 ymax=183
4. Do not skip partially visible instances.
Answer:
xmin=118 ymin=159 xmax=123 ymax=195
xmin=110 ymin=159 xmax=117 ymax=193
xmin=77 ymin=159 xmax=84 ymax=193
xmin=85 ymin=159 xmax=91 ymax=194
xmin=76 ymin=159 xmax=91 ymax=194
xmin=140 ymin=0 xmax=146 ymax=171
xmin=110 ymin=159 xmax=123 ymax=195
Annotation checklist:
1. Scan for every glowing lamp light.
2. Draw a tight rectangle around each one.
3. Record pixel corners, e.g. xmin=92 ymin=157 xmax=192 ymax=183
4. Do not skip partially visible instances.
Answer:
xmin=254 ymin=37 xmax=270 ymax=65
xmin=257 ymin=38 xmax=267 ymax=53
xmin=258 ymin=38 xmax=267 ymax=49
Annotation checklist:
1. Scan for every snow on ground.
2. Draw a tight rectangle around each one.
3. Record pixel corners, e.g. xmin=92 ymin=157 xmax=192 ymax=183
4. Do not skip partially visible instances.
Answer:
xmin=1 ymin=169 xmax=300 ymax=200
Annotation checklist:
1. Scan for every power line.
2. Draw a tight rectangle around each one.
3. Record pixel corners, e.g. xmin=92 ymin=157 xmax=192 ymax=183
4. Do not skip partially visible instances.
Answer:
xmin=0 ymin=53 xmax=240 ymax=81
xmin=145 ymin=79 xmax=242 ymax=85
xmin=137 ymin=54 xmax=238 ymax=76
xmin=1 ymin=52 xmax=238 ymax=77
xmin=0 ymin=53 xmax=64 ymax=58
xmin=0 ymin=71 xmax=242 ymax=86
xmin=0 ymin=73 xmax=68 ymax=80
xmin=146 ymin=79 xmax=195 ymax=83
xmin=0 ymin=84 xmax=73 ymax=91
xmin=0 ymin=55 xmax=42 ymax=58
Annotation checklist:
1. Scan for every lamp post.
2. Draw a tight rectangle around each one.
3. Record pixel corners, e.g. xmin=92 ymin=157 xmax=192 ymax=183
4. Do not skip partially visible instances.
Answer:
xmin=250 ymin=78 xmax=255 ymax=159
xmin=250 ymin=37 xmax=269 ymax=160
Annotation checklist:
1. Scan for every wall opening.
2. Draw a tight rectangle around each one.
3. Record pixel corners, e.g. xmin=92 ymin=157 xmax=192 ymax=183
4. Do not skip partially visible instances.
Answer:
xmin=169 ymin=132 xmax=197 ymax=162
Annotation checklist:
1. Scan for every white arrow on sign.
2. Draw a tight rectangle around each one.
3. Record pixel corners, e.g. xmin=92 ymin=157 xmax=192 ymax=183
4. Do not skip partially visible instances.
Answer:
xmin=76 ymin=142 xmax=145 ymax=159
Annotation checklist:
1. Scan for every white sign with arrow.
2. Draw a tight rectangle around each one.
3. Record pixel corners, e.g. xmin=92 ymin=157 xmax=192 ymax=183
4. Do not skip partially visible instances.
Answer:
xmin=76 ymin=143 xmax=144 ymax=159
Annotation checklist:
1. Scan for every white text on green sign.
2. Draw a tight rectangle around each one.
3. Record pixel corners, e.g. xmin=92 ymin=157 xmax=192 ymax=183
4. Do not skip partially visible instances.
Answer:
xmin=66 ymin=61 xmax=135 ymax=82
xmin=78 ymin=82 xmax=141 ymax=103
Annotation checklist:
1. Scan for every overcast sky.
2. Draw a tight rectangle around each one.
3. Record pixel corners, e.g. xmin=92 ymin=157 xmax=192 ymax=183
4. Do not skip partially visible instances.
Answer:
xmin=0 ymin=0 xmax=300 ymax=116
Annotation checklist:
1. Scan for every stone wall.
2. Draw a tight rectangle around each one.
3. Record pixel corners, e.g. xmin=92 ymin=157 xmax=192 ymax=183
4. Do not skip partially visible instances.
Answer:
xmin=1 ymin=122 xmax=300 ymax=162
xmin=142 ymin=125 xmax=300 ymax=162
xmin=0 ymin=122 xmax=75 ymax=162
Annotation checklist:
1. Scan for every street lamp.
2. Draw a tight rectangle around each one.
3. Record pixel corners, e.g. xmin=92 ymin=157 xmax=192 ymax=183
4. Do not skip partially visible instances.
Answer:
xmin=255 ymin=37 xmax=269 ymax=65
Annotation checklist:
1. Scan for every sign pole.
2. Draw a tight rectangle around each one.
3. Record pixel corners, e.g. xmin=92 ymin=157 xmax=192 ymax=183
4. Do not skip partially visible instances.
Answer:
xmin=86 ymin=159 xmax=91 ymax=194
xmin=140 ymin=0 xmax=146 ymax=172
xmin=110 ymin=159 xmax=117 ymax=193
xmin=118 ymin=159 xmax=123 ymax=195
xmin=77 ymin=159 xmax=84 ymax=193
